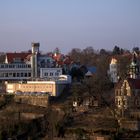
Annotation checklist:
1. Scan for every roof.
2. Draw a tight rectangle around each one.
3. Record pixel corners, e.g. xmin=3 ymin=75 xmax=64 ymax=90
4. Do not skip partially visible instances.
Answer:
xmin=85 ymin=71 xmax=93 ymax=76
xmin=115 ymin=78 xmax=140 ymax=90
xmin=63 ymin=56 xmax=72 ymax=65
xmin=127 ymin=78 xmax=140 ymax=89
xmin=87 ymin=66 xmax=96 ymax=74
xmin=6 ymin=52 xmax=31 ymax=63
xmin=110 ymin=58 xmax=117 ymax=64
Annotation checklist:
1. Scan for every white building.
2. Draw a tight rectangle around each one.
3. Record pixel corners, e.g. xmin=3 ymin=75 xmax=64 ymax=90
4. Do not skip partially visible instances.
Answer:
xmin=40 ymin=68 xmax=62 ymax=79
xmin=0 ymin=64 xmax=32 ymax=80
xmin=108 ymin=58 xmax=118 ymax=83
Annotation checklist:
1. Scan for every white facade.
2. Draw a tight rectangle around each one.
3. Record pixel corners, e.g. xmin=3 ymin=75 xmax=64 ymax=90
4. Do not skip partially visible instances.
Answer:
xmin=38 ymin=55 xmax=54 ymax=68
xmin=109 ymin=58 xmax=118 ymax=83
xmin=40 ymin=68 xmax=62 ymax=79
xmin=0 ymin=64 xmax=32 ymax=80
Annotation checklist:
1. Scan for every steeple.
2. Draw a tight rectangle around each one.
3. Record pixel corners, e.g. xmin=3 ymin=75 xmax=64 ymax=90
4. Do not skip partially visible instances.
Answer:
xmin=128 ymin=52 xmax=140 ymax=79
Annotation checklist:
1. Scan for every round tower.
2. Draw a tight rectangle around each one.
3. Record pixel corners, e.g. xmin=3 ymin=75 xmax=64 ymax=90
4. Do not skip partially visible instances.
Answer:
xmin=31 ymin=43 xmax=40 ymax=78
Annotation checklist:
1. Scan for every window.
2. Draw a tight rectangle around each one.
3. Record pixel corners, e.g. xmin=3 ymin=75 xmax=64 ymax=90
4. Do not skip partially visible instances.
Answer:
xmin=17 ymin=73 xmax=19 ymax=77
xmin=9 ymin=73 xmax=13 ymax=77
xmin=50 ymin=73 xmax=53 ymax=76
xmin=5 ymin=73 xmax=8 ymax=77
xmin=21 ymin=73 xmax=23 ymax=77
xmin=55 ymin=72 xmax=59 ymax=76
xmin=24 ymin=73 xmax=27 ymax=77
xmin=45 ymin=73 xmax=48 ymax=76
xmin=13 ymin=73 xmax=16 ymax=77
xmin=14 ymin=58 xmax=21 ymax=63
xmin=28 ymin=73 xmax=31 ymax=77
xmin=123 ymin=100 xmax=126 ymax=105
xmin=118 ymin=100 xmax=121 ymax=105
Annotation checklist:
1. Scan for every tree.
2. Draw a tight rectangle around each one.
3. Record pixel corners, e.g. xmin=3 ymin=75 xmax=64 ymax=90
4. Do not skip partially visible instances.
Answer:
xmin=113 ymin=46 xmax=121 ymax=55
xmin=132 ymin=47 xmax=139 ymax=53
xmin=99 ymin=49 xmax=109 ymax=55
xmin=117 ymin=55 xmax=130 ymax=79
xmin=0 ymin=54 xmax=5 ymax=63
xmin=68 ymin=48 xmax=81 ymax=62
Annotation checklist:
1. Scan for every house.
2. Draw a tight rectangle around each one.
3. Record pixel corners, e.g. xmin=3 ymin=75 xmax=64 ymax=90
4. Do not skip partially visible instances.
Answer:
xmin=73 ymin=94 xmax=99 ymax=112
xmin=115 ymin=78 xmax=140 ymax=117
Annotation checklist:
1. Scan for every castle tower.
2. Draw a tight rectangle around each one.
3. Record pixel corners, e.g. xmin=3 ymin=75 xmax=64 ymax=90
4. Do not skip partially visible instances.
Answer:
xmin=31 ymin=43 xmax=40 ymax=78
xmin=109 ymin=58 xmax=118 ymax=83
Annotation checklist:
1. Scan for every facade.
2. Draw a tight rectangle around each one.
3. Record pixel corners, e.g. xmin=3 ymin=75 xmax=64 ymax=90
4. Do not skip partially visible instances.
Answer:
xmin=0 ymin=64 xmax=32 ymax=80
xmin=6 ymin=75 xmax=71 ymax=96
xmin=115 ymin=78 xmax=140 ymax=116
xmin=108 ymin=58 xmax=118 ymax=83
xmin=40 ymin=68 xmax=62 ymax=79
xmin=115 ymin=54 xmax=140 ymax=117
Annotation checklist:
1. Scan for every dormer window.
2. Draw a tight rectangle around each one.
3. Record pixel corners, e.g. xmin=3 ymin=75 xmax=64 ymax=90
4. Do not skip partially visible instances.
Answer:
xmin=13 ymin=57 xmax=21 ymax=63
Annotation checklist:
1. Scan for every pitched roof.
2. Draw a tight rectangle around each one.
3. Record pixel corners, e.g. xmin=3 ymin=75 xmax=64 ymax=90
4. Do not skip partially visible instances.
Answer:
xmin=115 ymin=78 xmax=140 ymax=90
xmin=127 ymin=78 xmax=140 ymax=89
xmin=85 ymin=71 xmax=93 ymax=76
xmin=6 ymin=52 xmax=31 ymax=63
xmin=87 ymin=66 xmax=96 ymax=73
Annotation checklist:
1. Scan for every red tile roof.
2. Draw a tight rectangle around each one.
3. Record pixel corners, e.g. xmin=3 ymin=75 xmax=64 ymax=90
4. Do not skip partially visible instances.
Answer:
xmin=53 ymin=54 xmax=63 ymax=61
xmin=6 ymin=52 xmax=31 ymax=63
xmin=63 ymin=56 xmax=72 ymax=65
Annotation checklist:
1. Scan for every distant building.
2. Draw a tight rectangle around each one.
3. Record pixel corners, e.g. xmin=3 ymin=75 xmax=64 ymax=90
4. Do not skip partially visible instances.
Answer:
xmin=128 ymin=52 xmax=140 ymax=79
xmin=40 ymin=67 xmax=62 ymax=79
xmin=108 ymin=58 xmax=118 ymax=83
xmin=6 ymin=75 xmax=71 ymax=96
xmin=115 ymin=78 xmax=140 ymax=116
xmin=0 ymin=43 xmax=72 ymax=81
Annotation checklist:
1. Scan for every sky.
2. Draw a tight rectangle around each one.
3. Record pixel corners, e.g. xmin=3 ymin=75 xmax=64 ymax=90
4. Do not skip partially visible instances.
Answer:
xmin=0 ymin=0 xmax=140 ymax=54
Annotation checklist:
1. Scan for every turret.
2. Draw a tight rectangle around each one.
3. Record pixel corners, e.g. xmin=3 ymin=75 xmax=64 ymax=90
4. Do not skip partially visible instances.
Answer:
xmin=128 ymin=52 xmax=140 ymax=79
xmin=31 ymin=43 xmax=40 ymax=78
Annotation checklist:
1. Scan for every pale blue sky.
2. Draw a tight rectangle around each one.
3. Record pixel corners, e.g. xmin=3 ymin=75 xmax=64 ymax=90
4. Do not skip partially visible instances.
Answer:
xmin=0 ymin=0 xmax=140 ymax=53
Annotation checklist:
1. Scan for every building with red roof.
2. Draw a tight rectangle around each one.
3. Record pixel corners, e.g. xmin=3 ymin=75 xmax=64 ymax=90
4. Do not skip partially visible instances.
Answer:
xmin=5 ymin=52 xmax=31 ymax=64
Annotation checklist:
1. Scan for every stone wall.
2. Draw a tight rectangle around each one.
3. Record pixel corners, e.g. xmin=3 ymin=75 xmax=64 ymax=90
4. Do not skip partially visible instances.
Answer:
xmin=119 ymin=119 xmax=140 ymax=131
xmin=14 ymin=95 xmax=49 ymax=107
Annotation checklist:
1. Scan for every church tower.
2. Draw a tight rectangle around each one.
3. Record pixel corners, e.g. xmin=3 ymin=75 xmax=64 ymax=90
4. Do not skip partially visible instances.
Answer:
xmin=128 ymin=52 xmax=140 ymax=79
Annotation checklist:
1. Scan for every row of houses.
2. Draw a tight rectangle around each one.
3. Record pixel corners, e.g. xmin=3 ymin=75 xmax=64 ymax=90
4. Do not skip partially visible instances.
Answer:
xmin=0 ymin=43 xmax=96 ymax=96
xmin=0 ymin=43 xmax=74 ymax=96
xmin=0 ymin=43 xmax=72 ymax=81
